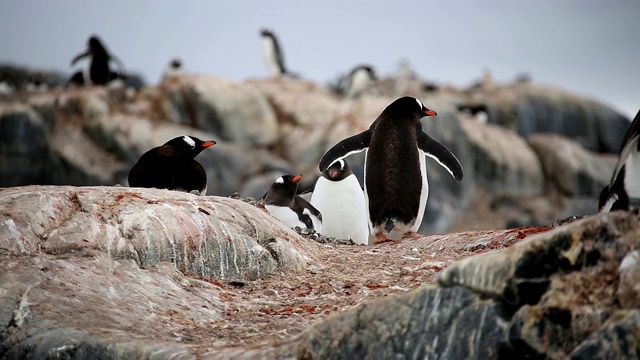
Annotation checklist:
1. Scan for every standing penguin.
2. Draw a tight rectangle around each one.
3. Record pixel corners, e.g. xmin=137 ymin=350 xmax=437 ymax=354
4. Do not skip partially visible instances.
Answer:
xmin=310 ymin=159 xmax=369 ymax=245
xmin=599 ymin=109 xmax=640 ymax=212
xmin=128 ymin=135 xmax=216 ymax=195
xmin=70 ymin=35 xmax=125 ymax=85
xmin=319 ymin=96 xmax=463 ymax=243
xmin=259 ymin=29 xmax=288 ymax=77
xmin=262 ymin=174 xmax=323 ymax=232
xmin=340 ymin=65 xmax=377 ymax=99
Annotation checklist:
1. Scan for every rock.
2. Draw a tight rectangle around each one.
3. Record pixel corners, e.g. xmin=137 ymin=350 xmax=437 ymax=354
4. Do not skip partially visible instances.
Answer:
xmin=459 ymin=117 xmax=543 ymax=196
xmin=473 ymin=83 xmax=630 ymax=153
xmin=0 ymin=103 xmax=59 ymax=186
xmin=528 ymin=133 xmax=617 ymax=196
xmin=3 ymin=185 xmax=639 ymax=359
xmin=0 ymin=186 xmax=312 ymax=278
xmin=156 ymin=75 xmax=279 ymax=146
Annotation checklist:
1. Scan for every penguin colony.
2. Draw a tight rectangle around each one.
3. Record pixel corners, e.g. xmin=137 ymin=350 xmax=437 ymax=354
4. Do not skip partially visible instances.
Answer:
xmin=66 ymin=32 xmax=637 ymax=244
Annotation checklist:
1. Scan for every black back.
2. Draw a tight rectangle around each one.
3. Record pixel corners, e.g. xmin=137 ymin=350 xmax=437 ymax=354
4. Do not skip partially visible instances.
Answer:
xmin=128 ymin=136 xmax=215 ymax=193
xmin=87 ymin=36 xmax=111 ymax=85
xmin=367 ymin=98 xmax=427 ymax=228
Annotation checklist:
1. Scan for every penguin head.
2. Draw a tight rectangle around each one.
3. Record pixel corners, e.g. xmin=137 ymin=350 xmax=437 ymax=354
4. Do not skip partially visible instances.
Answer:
xmin=163 ymin=136 xmax=216 ymax=157
xmin=88 ymin=36 xmax=107 ymax=55
xmin=323 ymin=159 xmax=353 ymax=181
xmin=260 ymin=28 xmax=274 ymax=38
xmin=384 ymin=96 xmax=437 ymax=123
xmin=170 ymin=59 xmax=182 ymax=69
xmin=262 ymin=174 xmax=302 ymax=202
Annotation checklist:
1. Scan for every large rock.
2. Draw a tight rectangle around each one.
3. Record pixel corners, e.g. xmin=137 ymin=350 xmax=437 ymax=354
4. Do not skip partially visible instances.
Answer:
xmin=0 ymin=186 xmax=311 ymax=278
xmin=473 ymin=84 xmax=630 ymax=153
xmin=0 ymin=103 xmax=59 ymax=186
xmin=459 ymin=117 xmax=542 ymax=196
xmin=528 ymin=133 xmax=616 ymax=196
xmin=155 ymin=75 xmax=279 ymax=146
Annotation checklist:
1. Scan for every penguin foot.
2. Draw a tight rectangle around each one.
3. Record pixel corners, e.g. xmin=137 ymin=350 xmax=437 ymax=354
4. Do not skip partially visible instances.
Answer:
xmin=373 ymin=233 xmax=394 ymax=244
xmin=401 ymin=232 xmax=422 ymax=240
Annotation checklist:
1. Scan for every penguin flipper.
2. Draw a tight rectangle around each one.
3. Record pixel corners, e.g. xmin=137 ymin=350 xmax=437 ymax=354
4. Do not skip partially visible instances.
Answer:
xmin=417 ymin=132 xmax=464 ymax=182
xmin=319 ymin=130 xmax=372 ymax=172
xmin=70 ymin=51 xmax=90 ymax=66
xmin=610 ymin=135 xmax=639 ymax=187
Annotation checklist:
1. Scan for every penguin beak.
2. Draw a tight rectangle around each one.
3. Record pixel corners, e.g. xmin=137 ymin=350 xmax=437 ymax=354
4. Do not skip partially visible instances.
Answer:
xmin=423 ymin=109 xmax=437 ymax=117
xmin=292 ymin=174 xmax=303 ymax=183
xmin=201 ymin=141 xmax=216 ymax=148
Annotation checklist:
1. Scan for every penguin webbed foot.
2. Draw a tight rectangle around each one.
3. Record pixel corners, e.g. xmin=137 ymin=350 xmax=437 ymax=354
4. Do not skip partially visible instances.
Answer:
xmin=401 ymin=231 xmax=422 ymax=240
xmin=373 ymin=233 xmax=394 ymax=244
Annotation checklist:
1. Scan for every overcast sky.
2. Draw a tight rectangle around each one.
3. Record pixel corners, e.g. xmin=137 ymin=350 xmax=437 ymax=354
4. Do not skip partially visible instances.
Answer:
xmin=1 ymin=1 xmax=638 ymax=118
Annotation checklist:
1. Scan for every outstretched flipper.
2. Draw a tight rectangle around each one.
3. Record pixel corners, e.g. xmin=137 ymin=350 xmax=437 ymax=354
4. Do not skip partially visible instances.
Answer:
xmin=70 ymin=51 xmax=90 ymax=66
xmin=417 ymin=130 xmax=463 ymax=182
xmin=319 ymin=130 xmax=372 ymax=172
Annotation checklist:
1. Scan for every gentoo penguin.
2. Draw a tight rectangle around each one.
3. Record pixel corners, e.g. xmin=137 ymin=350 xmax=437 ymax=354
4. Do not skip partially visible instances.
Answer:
xmin=262 ymin=174 xmax=323 ymax=232
xmin=259 ymin=29 xmax=288 ymax=77
xmin=599 ymin=109 xmax=640 ymax=212
xmin=319 ymin=96 xmax=463 ymax=243
xmin=128 ymin=135 xmax=216 ymax=195
xmin=341 ymin=65 xmax=377 ymax=99
xmin=162 ymin=58 xmax=184 ymax=81
xmin=310 ymin=159 xmax=369 ymax=245
xmin=70 ymin=35 xmax=125 ymax=85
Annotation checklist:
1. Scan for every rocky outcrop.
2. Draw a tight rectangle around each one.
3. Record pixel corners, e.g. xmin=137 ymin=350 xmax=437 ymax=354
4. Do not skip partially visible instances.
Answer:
xmin=154 ymin=75 xmax=279 ymax=146
xmin=465 ymin=83 xmax=630 ymax=153
xmin=2 ymin=185 xmax=639 ymax=359
xmin=459 ymin=117 xmax=543 ymax=196
xmin=1 ymin=69 xmax=632 ymax=234
xmin=528 ymin=133 xmax=616 ymax=196
xmin=262 ymin=211 xmax=640 ymax=360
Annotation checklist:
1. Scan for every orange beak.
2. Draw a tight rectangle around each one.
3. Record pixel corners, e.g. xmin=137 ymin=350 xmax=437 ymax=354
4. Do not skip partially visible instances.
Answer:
xmin=292 ymin=174 xmax=303 ymax=183
xmin=424 ymin=109 xmax=437 ymax=117
xmin=201 ymin=141 xmax=216 ymax=148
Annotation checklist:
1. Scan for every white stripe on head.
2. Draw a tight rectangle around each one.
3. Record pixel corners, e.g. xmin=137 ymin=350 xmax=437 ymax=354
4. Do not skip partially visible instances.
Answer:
xmin=275 ymin=176 xmax=284 ymax=184
xmin=338 ymin=159 xmax=345 ymax=170
xmin=183 ymin=136 xmax=195 ymax=148
xmin=415 ymin=98 xmax=423 ymax=109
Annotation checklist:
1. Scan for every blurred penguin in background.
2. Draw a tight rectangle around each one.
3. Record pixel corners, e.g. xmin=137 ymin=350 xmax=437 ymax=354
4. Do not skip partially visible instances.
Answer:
xmin=70 ymin=35 xmax=126 ymax=86
xmin=339 ymin=64 xmax=377 ymax=99
xmin=260 ymin=28 xmax=293 ymax=77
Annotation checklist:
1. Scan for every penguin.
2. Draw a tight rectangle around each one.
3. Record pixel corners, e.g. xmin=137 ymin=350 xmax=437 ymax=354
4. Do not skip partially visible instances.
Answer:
xmin=162 ymin=58 xmax=184 ymax=81
xmin=319 ymin=96 xmax=463 ymax=243
xmin=340 ymin=65 xmax=377 ymax=99
xmin=599 ymin=109 xmax=640 ymax=212
xmin=70 ymin=35 xmax=126 ymax=85
xmin=262 ymin=174 xmax=323 ymax=232
xmin=310 ymin=159 xmax=369 ymax=245
xmin=128 ymin=135 xmax=216 ymax=195
xmin=259 ymin=29 xmax=288 ymax=77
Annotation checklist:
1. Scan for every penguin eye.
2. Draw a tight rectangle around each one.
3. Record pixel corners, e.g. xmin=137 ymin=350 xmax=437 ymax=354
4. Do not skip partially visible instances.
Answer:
xmin=275 ymin=176 xmax=284 ymax=184
xmin=183 ymin=136 xmax=196 ymax=148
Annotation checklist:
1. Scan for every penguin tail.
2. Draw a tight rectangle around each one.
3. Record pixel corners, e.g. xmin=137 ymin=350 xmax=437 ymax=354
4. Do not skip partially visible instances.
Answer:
xmin=384 ymin=218 xmax=395 ymax=233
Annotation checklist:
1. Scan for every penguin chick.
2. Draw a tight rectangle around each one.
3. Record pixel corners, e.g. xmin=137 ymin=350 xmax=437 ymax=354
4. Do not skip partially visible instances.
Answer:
xmin=310 ymin=159 xmax=369 ymax=245
xmin=262 ymin=174 xmax=323 ymax=232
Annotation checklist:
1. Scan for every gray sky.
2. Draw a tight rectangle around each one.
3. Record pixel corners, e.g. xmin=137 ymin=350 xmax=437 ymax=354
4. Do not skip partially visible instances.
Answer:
xmin=1 ymin=1 xmax=638 ymax=118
